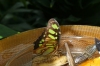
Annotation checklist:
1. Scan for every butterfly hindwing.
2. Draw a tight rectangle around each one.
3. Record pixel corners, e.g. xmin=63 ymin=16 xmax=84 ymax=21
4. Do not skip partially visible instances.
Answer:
xmin=33 ymin=18 xmax=61 ymax=55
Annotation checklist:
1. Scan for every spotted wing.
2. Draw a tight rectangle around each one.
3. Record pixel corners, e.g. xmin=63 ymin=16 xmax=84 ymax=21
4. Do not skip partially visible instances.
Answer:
xmin=33 ymin=18 xmax=61 ymax=55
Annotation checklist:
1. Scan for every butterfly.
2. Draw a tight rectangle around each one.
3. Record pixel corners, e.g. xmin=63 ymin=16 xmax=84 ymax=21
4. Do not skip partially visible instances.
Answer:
xmin=32 ymin=18 xmax=75 ymax=66
xmin=33 ymin=18 xmax=61 ymax=55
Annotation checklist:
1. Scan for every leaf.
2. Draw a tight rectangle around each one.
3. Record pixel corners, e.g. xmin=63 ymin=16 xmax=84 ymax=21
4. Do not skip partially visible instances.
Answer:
xmin=64 ymin=0 xmax=73 ymax=6
xmin=67 ymin=15 xmax=81 ymax=22
xmin=78 ymin=0 xmax=83 ymax=9
xmin=0 ymin=11 xmax=3 ymax=17
xmin=0 ymin=36 xmax=3 ymax=39
xmin=0 ymin=24 xmax=18 ymax=39
xmin=82 ymin=0 xmax=100 ymax=8
xmin=10 ymin=2 xmax=25 ymax=10
xmin=0 ymin=0 xmax=8 ymax=9
xmin=20 ymin=0 xmax=29 ymax=8
xmin=0 ymin=14 xmax=14 ymax=24
xmin=9 ymin=9 xmax=34 ymax=13
xmin=89 ymin=0 xmax=100 ymax=5
xmin=81 ymin=12 xmax=100 ymax=26
xmin=8 ymin=22 xmax=32 ymax=31
xmin=50 ymin=0 xmax=55 ymax=8
xmin=36 ymin=0 xmax=51 ymax=8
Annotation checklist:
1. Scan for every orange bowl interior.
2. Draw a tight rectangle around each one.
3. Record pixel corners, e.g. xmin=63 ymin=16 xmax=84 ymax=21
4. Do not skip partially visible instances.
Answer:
xmin=0 ymin=25 xmax=100 ymax=66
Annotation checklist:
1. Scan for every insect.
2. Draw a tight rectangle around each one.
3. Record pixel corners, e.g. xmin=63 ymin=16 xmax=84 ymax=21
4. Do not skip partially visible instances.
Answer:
xmin=74 ymin=38 xmax=98 ymax=64
xmin=32 ymin=18 xmax=69 ymax=66
xmin=33 ymin=18 xmax=61 ymax=55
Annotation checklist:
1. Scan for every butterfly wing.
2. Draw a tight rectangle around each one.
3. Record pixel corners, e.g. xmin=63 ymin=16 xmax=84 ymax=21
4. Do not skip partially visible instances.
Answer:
xmin=33 ymin=18 xmax=61 ymax=55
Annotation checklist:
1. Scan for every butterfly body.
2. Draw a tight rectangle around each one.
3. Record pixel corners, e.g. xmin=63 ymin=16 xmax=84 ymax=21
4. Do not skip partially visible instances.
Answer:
xmin=32 ymin=18 xmax=79 ymax=66
xmin=33 ymin=18 xmax=61 ymax=55
xmin=32 ymin=18 xmax=68 ymax=66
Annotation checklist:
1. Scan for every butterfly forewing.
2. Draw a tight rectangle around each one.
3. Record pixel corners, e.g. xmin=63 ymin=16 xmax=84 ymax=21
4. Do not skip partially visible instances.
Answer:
xmin=33 ymin=18 xmax=61 ymax=55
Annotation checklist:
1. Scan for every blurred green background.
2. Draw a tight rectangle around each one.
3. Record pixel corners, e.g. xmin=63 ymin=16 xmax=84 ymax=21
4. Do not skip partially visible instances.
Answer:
xmin=0 ymin=0 xmax=100 ymax=39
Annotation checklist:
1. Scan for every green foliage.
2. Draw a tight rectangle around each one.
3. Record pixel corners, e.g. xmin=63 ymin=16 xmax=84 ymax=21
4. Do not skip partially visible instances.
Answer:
xmin=29 ymin=0 xmax=100 ymax=25
xmin=0 ymin=0 xmax=100 ymax=39
xmin=0 ymin=24 xmax=17 ymax=39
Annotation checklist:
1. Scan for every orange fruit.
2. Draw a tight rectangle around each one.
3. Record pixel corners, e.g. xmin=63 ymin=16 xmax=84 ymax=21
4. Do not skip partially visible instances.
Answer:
xmin=79 ymin=57 xmax=100 ymax=66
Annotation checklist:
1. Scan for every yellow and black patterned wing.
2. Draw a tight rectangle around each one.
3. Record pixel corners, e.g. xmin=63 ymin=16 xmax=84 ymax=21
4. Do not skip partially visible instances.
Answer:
xmin=33 ymin=18 xmax=61 ymax=55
